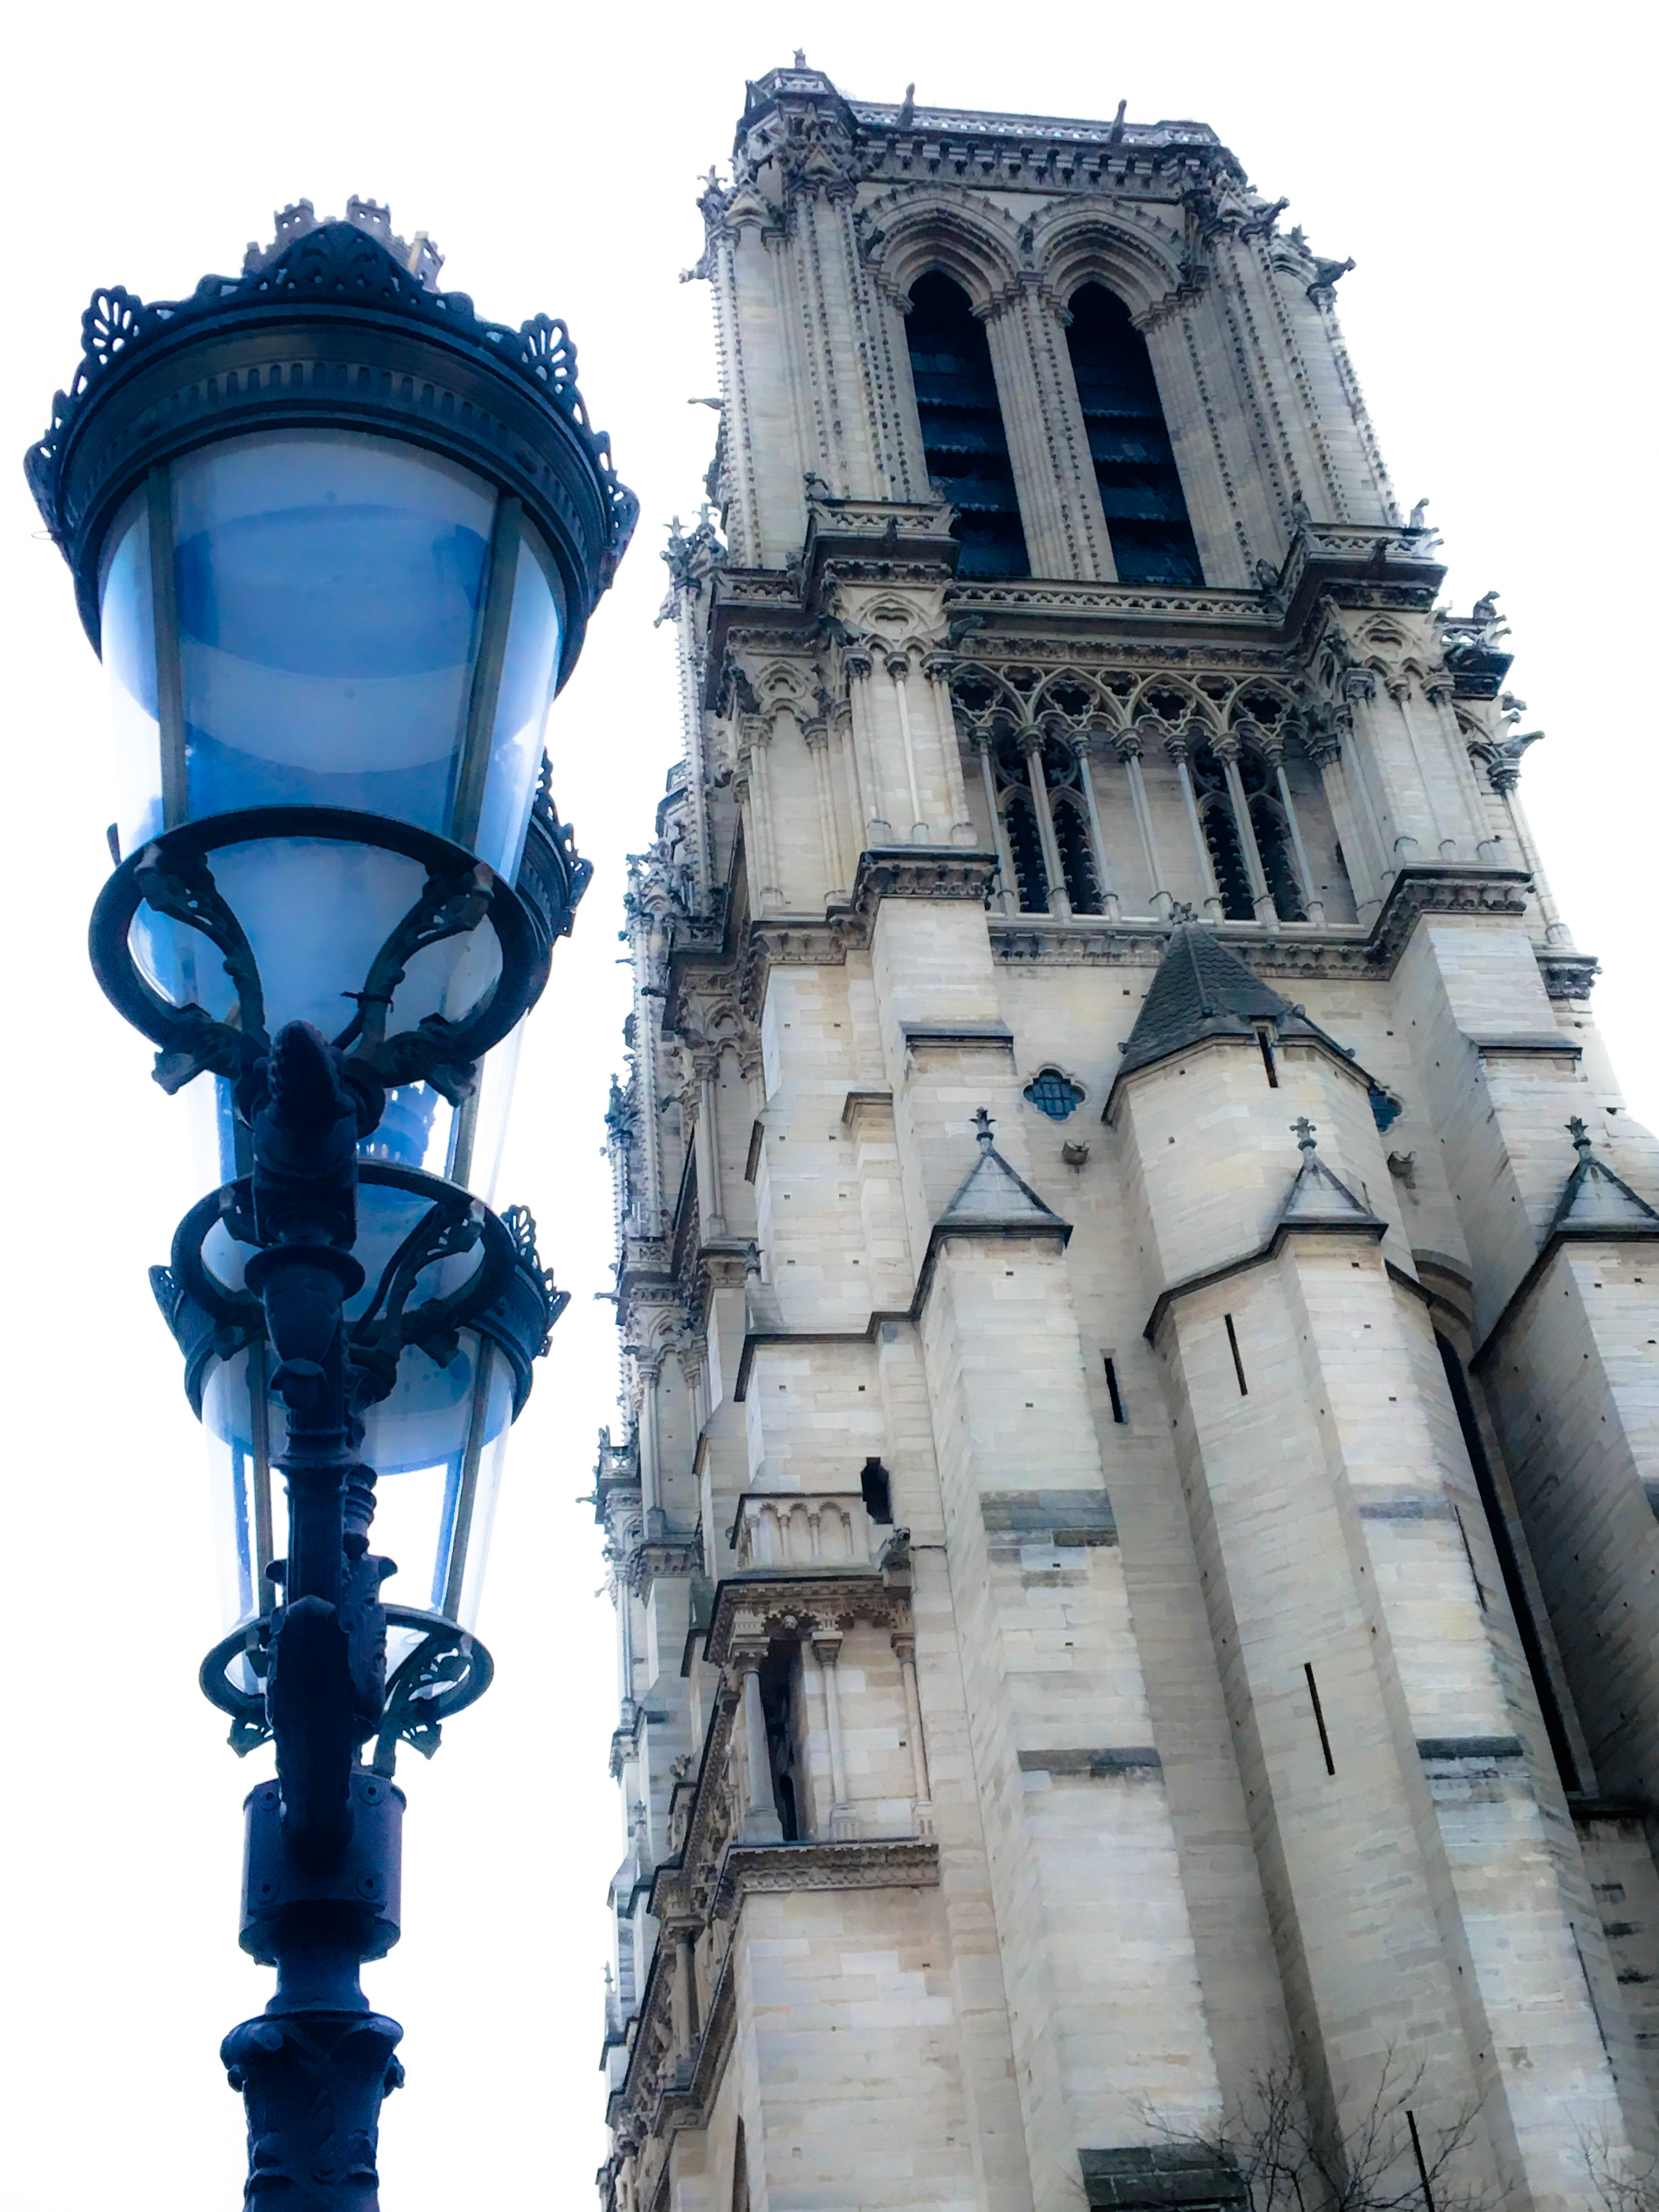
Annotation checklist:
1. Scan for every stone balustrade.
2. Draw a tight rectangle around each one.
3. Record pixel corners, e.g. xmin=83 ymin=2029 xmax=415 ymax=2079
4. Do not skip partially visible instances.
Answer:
xmin=730 ymin=1489 xmax=878 ymax=1571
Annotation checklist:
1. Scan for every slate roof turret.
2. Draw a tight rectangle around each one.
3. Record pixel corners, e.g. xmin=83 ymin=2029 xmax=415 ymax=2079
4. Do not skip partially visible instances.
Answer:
xmin=1107 ymin=922 xmax=1377 ymax=1112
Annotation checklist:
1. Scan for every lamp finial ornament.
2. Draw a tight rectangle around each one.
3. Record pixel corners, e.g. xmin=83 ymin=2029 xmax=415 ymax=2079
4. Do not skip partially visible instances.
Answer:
xmin=973 ymin=1107 xmax=996 ymax=1153
xmin=1292 ymin=1117 xmax=1318 ymax=1156
xmin=1568 ymin=1116 xmax=1594 ymax=1159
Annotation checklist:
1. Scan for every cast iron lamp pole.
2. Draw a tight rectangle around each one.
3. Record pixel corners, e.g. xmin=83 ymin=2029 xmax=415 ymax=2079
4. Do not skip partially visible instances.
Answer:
xmin=26 ymin=200 xmax=634 ymax=2209
xmin=224 ymin=1024 xmax=408 ymax=2187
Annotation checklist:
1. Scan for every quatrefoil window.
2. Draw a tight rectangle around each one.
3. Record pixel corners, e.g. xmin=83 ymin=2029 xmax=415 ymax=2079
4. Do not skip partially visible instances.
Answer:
xmin=1024 ymin=1067 xmax=1085 ymax=1121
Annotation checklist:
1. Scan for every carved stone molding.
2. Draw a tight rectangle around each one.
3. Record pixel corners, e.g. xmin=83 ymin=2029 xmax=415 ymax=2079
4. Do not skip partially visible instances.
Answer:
xmin=990 ymin=867 xmax=1560 ymax=993
xmin=705 ymin=1564 xmax=913 ymax=1667
xmin=1539 ymin=950 xmax=1600 ymax=1001
xmin=947 ymin=577 xmax=1272 ymax=630
xmin=994 ymin=922 xmax=1171 ymax=970
xmin=737 ymin=916 xmax=860 ymax=1018
xmin=1365 ymin=864 xmax=1530 ymax=970
xmin=627 ymin=1534 xmax=705 ymax=1596
xmin=697 ymin=533 xmax=1447 ymax=708
xmin=714 ymin=1836 xmax=940 ymax=1914
xmin=850 ymin=845 xmax=999 ymax=918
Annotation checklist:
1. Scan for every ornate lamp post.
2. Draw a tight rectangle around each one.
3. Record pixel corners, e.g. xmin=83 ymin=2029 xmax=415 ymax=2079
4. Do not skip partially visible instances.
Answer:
xmin=26 ymin=200 xmax=634 ymax=2208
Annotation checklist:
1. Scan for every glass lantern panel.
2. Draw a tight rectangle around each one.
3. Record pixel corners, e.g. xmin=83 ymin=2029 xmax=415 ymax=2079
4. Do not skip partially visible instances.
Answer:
xmin=449 ymin=1351 xmax=517 ymax=1630
xmin=381 ymin=892 xmax=503 ymax=1043
xmin=129 ymin=903 xmax=241 ymax=1027
xmin=203 ymin=1344 xmax=288 ymax=1636
xmin=473 ymin=525 xmax=563 ymax=880
xmin=371 ymin=1459 xmax=451 ymax=1621
xmin=187 ymin=1075 xmax=247 ymax=1189
xmin=359 ymin=1329 xmax=485 ymax=1480
xmin=348 ymin=1177 xmax=489 ymax=1321
xmin=127 ymin=837 xmax=501 ymax=1047
xmin=361 ymin=1333 xmax=514 ymax=1625
xmin=169 ymin=431 xmax=495 ymax=831
xmin=358 ymin=1083 xmax=454 ymax=1173
xmin=454 ymin=1020 xmax=527 ymax=1203
xmin=191 ymin=1074 xmax=453 ymax=1189
xmin=98 ymin=490 xmax=164 ymax=855
xmin=196 ymin=1175 xmax=488 ymax=1324
xmin=213 ymin=836 xmax=441 ymax=1045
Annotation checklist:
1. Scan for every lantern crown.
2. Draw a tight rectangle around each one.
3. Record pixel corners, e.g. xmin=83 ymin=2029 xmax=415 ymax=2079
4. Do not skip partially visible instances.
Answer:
xmin=24 ymin=200 xmax=638 ymax=674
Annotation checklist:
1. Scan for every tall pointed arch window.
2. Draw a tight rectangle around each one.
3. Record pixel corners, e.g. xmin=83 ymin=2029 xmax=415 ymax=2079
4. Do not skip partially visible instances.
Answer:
xmin=988 ymin=729 xmax=1102 ymax=914
xmin=1248 ymin=787 xmax=1307 ymax=921
xmin=905 ymin=272 xmax=1030 ymax=579
xmin=1190 ymin=738 xmax=1308 ymax=923
xmin=1065 ymin=283 xmax=1202 ymax=586
xmin=992 ymin=732 xmax=1050 ymax=910
xmin=1190 ymin=745 xmax=1255 ymax=921
xmin=1042 ymin=737 xmax=1104 ymax=913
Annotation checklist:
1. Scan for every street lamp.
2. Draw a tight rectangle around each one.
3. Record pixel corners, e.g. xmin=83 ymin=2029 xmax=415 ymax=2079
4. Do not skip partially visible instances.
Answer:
xmin=26 ymin=199 xmax=633 ymax=2208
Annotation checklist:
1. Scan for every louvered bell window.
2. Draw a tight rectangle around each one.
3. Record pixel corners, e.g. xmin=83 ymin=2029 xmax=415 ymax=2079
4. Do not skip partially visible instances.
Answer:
xmin=1065 ymin=284 xmax=1203 ymax=586
xmin=906 ymin=273 xmax=1030 ymax=579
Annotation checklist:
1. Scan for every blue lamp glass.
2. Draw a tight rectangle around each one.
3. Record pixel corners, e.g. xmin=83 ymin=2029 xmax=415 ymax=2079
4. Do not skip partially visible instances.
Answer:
xmin=99 ymin=429 xmax=565 ymax=1086
xmin=174 ymin=1162 xmax=558 ymax=1712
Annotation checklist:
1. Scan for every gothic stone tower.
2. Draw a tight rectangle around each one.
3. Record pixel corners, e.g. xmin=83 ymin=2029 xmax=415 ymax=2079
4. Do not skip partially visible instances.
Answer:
xmin=596 ymin=62 xmax=1659 ymax=2212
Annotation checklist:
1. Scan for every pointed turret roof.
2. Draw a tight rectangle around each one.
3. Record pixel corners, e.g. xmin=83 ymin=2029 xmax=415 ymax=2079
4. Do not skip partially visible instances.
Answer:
xmin=1551 ymin=1119 xmax=1659 ymax=1235
xmin=1278 ymin=1118 xmax=1385 ymax=1232
xmin=1108 ymin=922 xmax=1377 ymax=1111
xmin=1116 ymin=923 xmax=1311 ymax=1079
xmin=938 ymin=1108 xmax=1067 ymax=1230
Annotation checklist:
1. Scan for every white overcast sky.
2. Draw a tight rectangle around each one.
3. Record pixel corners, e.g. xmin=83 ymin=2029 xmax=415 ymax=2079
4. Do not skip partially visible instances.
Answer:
xmin=1 ymin=2 xmax=1653 ymax=2204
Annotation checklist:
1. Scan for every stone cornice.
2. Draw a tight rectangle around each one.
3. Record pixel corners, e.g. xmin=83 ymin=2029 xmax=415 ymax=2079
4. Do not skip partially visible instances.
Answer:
xmin=854 ymin=839 xmax=991 ymax=931
xmin=704 ymin=1561 xmax=914 ymax=1665
xmin=735 ymin=65 xmax=1235 ymax=178
xmin=1365 ymin=864 xmax=1530 ymax=968
xmin=1273 ymin=522 xmax=1445 ymax=630
xmin=992 ymin=869 xmax=1561 ymax=995
xmin=626 ymin=1533 xmax=705 ymax=1596
xmin=700 ymin=526 xmax=1447 ymax=707
xmin=852 ymin=844 xmax=999 ymax=916
xmin=946 ymin=525 xmax=1442 ymax=649
xmin=847 ymin=95 xmax=1224 ymax=157
xmin=1537 ymin=949 xmax=1600 ymax=1001
xmin=728 ymin=849 xmax=998 ymax=1019
xmin=801 ymin=497 xmax=959 ymax=600
xmin=738 ymin=916 xmax=858 ymax=1018
xmin=714 ymin=1836 xmax=939 ymax=1912
xmin=947 ymin=578 xmax=1273 ymax=638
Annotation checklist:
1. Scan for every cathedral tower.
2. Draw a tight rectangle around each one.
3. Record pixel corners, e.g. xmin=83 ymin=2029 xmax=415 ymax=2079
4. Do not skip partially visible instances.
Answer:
xmin=596 ymin=63 xmax=1659 ymax=2212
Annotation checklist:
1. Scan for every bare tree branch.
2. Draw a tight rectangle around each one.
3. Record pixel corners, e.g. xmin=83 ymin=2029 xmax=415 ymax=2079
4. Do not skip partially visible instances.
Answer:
xmin=1579 ymin=2121 xmax=1659 ymax=2212
xmin=1141 ymin=2049 xmax=1490 ymax=2212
